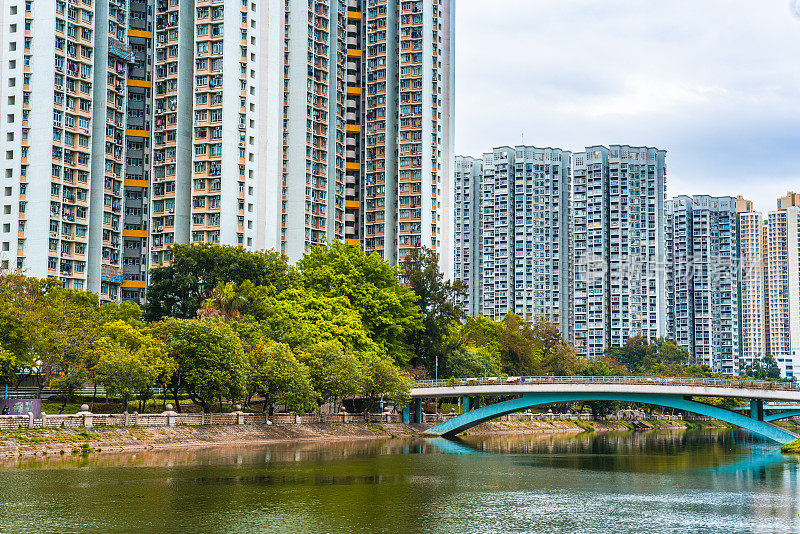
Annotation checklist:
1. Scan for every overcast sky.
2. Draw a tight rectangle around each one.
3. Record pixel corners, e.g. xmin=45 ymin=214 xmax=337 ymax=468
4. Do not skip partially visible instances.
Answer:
xmin=454 ymin=0 xmax=800 ymax=212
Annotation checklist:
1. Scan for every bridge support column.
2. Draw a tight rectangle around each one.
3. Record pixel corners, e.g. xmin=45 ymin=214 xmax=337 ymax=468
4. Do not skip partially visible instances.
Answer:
xmin=414 ymin=398 xmax=422 ymax=424
xmin=461 ymin=396 xmax=471 ymax=414
xmin=750 ymin=399 xmax=764 ymax=421
xmin=472 ymin=396 xmax=481 ymax=410
xmin=402 ymin=404 xmax=410 ymax=424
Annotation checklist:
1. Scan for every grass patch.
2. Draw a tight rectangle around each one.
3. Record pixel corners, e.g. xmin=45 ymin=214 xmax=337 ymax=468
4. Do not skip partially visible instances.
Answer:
xmin=573 ymin=420 xmax=594 ymax=432
xmin=781 ymin=438 xmax=800 ymax=454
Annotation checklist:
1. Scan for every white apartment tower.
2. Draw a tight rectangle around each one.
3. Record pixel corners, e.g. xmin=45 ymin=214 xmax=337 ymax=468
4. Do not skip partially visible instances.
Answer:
xmin=737 ymin=196 xmax=766 ymax=368
xmin=363 ymin=0 xmax=454 ymax=275
xmin=765 ymin=192 xmax=800 ymax=379
xmin=665 ymin=195 xmax=740 ymax=374
xmin=0 ymin=0 xmax=146 ymax=301
xmin=150 ymin=0 xmax=264 ymax=268
xmin=571 ymin=145 xmax=667 ymax=359
xmin=479 ymin=146 xmax=571 ymax=333
xmin=453 ymin=155 xmax=481 ymax=317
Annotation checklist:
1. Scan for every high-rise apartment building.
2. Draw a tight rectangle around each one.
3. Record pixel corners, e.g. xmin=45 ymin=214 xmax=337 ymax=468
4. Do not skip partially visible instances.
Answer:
xmin=453 ymin=155 xmax=481 ymax=317
xmin=737 ymin=196 xmax=766 ymax=367
xmin=151 ymin=0 xmax=264 ymax=268
xmin=363 ymin=0 xmax=454 ymax=275
xmin=665 ymin=195 xmax=740 ymax=374
xmin=571 ymin=145 xmax=667 ymax=359
xmin=0 ymin=0 xmax=454 ymax=297
xmin=765 ymin=192 xmax=800 ymax=379
xmin=478 ymin=146 xmax=571 ymax=333
xmin=0 ymin=0 xmax=146 ymax=302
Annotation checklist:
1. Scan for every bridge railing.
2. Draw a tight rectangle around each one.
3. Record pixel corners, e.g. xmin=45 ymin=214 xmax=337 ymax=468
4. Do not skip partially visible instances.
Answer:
xmin=410 ymin=376 xmax=800 ymax=392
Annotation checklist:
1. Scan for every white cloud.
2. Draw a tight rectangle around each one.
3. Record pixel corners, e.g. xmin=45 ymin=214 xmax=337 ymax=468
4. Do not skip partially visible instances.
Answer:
xmin=455 ymin=0 xmax=800 ymax=212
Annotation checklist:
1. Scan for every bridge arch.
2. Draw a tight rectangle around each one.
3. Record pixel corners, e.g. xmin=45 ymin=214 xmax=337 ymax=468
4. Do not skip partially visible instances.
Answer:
xmin=424 ymin=392 xmax=798 ymax=444
xmin=764 ymin=410 xmax=800 ymax=423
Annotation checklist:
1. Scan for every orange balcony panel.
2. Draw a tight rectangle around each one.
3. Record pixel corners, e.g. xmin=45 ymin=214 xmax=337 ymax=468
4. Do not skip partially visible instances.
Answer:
xmin=346 ymin=49 xmax=361 ymax=58
xmin=124 ymin=179 xmax=149 ymax=188
xmin=346 ymin=124 xmax=360 ymax=133
xmin=126 ymin=79 xmax=151 ymax=88
xmin=122 ymin=229 xmax=147 ymax=238
xmin=347 ymin=10 xmax=361 ymax=20
xmin=346 ymin=86 xmax=361 ymax=95
xmin=125 ymin=129 xmax=150 ymax=138
xmin=121 ymin=280 xmax=147 ymax=289
xmin=128 ymin=29 xmax=152 ymax=39
xmin=345 ymin=238 xmax=360 ymax=246
xmin=345 ymin=162 xmax=360 ymax=171
xmin=345 ymin=200 xmax=359 ymax=209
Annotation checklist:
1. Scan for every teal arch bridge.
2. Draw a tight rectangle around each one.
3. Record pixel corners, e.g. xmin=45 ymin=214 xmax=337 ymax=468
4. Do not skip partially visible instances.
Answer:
xmin=404 ymin=377 xmax=800 ymax=444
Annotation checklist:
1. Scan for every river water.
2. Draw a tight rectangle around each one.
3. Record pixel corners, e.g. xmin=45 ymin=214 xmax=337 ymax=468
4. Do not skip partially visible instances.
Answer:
xmin=0 ymin=430 xmax=798 ymax=533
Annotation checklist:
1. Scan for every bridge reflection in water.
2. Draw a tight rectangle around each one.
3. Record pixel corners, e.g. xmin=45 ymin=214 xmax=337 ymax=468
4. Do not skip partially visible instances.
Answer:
xmin=407 ymin=376 xmax=800 ymax=444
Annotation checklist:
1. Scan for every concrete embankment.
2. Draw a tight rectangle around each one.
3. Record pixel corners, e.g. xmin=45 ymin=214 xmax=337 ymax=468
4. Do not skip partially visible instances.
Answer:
xmin=0 ymin=418 xmax=731 ymax=459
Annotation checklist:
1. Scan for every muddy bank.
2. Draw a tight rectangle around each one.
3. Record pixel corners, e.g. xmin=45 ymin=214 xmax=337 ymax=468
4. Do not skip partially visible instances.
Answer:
xmin=0 ymin=418 xmax=732 ymax=459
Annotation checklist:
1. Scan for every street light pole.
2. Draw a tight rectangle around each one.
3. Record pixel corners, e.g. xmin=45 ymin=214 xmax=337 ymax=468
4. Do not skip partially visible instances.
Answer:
xmin=484 ymin=343 xmax=490 ymax=380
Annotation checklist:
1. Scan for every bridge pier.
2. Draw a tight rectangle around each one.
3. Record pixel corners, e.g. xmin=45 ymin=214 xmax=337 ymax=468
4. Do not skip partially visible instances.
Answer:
xmin=402 ymin=404 xmax=410 ymax=424
xmin=750 ymin=399 xmax=764 ymax=421
xmin=472 ymin=396 xmax=482 ymax=410
xmin=461 ymin=396 xmax=471 ymax=414
xmin=414 ymin=398 xmax=422 ymax=424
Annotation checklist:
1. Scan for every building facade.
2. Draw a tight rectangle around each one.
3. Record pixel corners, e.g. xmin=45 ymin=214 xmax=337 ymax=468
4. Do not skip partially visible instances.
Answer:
xmin=0 ymin=0 xmax=147 ymax=302
xmin=737 ymin=196 xmax=766 ymax=368
xmin=453 ymin=155 xmax=481 ymax=317
xmin=477 ymin=146 xmax=571 ymax=333
xmin=665 ymin=195 xmax=740 ymax=374
xmin=571 ymin=145 xmax=667 ymax=359
xmin=362 ymin=0 xmax=454 ymax=276
xmin=0 ymin=0 xmax=455 ymax=299
xmin=765 ymin=193 xmax=800 ymax=379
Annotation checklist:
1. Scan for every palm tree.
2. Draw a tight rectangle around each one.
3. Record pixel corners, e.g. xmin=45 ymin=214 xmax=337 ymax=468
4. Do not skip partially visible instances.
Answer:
xmin=196 ymin=282 xmax=246 ymax=322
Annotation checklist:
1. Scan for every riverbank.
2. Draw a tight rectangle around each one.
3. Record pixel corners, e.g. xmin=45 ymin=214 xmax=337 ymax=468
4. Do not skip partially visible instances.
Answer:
xmin=781 ymin=438 xmax=800 ymax=454
xmin=0 ymin=418 xmax=736 ymax=458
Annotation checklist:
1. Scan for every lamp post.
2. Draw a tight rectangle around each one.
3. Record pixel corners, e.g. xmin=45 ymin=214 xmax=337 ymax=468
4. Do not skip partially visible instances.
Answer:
xmin=484 ymin=343 xmax=490 ymax=380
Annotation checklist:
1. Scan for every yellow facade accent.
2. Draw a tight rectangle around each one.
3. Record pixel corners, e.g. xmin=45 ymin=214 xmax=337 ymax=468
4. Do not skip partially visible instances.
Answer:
xmin=346 ymin=162 xmax=360 ymax=171
xmin=121 ymin=280 xmax=147 ymax=288
xmin=347 ymin=10 xmax=361 ymax=20
xmin=346 ymin=86 xmax=361 ymax=95
xmin=346 ymin=124 xmax=361 ymax=133
xmin=126 ymin=79 xmax=151 ymax=88
xmin=125 ymin=129 xmax=150 ymax=138
xmin=345 ymin=238 xmax=360 ymax=246
xmin=346 ymin=49 xmax=361 ymax=58
xmin=124 ymin=179 xmax=149 ymax=188
xmin=345 ymin=200 xmax=360 ymax=209
xmin=127 ymin=29 xmax=152 ymax=38
xmin=122 ymin=229 xmax=148 ymax=238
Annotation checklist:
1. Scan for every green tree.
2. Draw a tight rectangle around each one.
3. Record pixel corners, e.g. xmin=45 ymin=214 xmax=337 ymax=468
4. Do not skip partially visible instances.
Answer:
xmin=402 ymin=247 xmax=467 ymax=375
xmin=446 ymin=346 xmax=500 ymax=379
xmin=360 ymin=350 xmax=411 ymax=412
xmin=247 ymin=287 xmax=377 ymax=352
xmin=297 ymin=241 xmax=422 ymax=362
xmin=605 ymin=335 xmax=655 ymax=373
xmin=156 ymin=318 xmax=248 ymax=412
xmin=248 ymin=340 xmax=317 ymax=415
xmin=89 ymin=321 xmax=175 ymax=412
xmin=743 ymin=355 xmax=782 ymax=380
xmin=0 ymin=344 xmax=18 ymax=388
xmin=144 ymin=244 xmax=295 ymax=320
xmin=299 ymin=340 xmax=363 ymax=413
xmin=497 ymin=313 xmax=543 ymax=376
xmin=196 ymin=282 xmax=248 ymax=322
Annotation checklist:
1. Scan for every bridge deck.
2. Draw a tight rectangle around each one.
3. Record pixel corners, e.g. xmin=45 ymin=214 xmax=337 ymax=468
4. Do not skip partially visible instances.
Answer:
xmin=410 ymin=376 xmax=800 ymax=403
